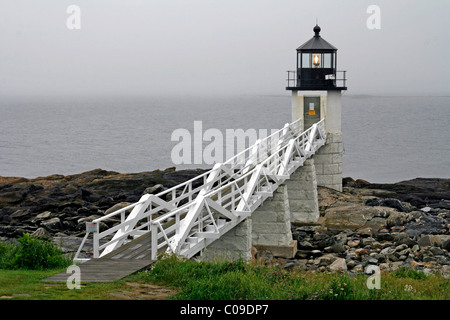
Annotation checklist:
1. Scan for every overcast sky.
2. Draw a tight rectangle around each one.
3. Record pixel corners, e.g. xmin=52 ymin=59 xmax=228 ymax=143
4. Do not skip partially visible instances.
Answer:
xmin=0 ymin=0 xmax=449 ymax=97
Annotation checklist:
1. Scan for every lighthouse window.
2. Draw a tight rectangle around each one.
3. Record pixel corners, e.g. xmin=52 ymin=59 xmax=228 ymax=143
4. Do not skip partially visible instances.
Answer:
xmin=323 ymin=54 xmax=332 ymax=68
xmin=302 ymin=53 xmax=310 ymax=68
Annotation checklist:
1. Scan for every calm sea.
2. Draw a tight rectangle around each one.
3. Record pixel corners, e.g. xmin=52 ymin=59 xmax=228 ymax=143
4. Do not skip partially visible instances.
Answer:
xmin=0 ymin=94 xmax=449 ymax=183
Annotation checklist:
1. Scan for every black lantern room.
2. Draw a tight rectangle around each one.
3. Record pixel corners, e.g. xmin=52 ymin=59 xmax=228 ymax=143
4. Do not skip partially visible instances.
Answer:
xmin=287 ymin=25 xmax=347 ymax=91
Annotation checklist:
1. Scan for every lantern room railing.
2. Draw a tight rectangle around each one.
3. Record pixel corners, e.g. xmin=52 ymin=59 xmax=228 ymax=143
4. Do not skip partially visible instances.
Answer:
xmin=286 ymin=70 xmax=347 ymax=89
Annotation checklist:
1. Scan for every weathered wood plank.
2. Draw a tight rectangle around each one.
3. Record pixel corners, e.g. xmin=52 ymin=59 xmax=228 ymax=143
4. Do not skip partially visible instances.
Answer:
xmin=43 ymin=258 xmax=154 ymax=282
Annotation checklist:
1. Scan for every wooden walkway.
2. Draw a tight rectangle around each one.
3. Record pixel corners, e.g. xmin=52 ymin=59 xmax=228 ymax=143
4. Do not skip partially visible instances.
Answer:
xmin=44 ymin=176 xmax=252 ymax=283
xmin=43 ymin=258 xmax=153 ymax=283
xmin=44 ymin=231 xmax=158 ymax=283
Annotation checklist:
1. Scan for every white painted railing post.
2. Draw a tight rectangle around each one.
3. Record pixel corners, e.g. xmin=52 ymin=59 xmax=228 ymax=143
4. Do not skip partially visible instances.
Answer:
xmin=277 ymin=139 xmax=295 ymax=177
xmin=73 ymin=231 xmax=90 ymax=263
xmin=92 ymin=222 xmax=100 ymax=258
xmin=151 ymin=222 xmax=158 ymax=260
xmin=305 ymin=123 xmax=318 ymax=152
xmin=243 ymin=139 xmax=261 ymax=174
xmin=236 ymin=164 xmax=263 ymax=213
xmin=99 ymin=193 xmax=151 ymax=257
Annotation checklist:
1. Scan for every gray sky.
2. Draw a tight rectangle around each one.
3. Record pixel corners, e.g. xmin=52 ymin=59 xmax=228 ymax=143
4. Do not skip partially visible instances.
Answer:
xmin=0 ymin=0 xmax=449 ymax=96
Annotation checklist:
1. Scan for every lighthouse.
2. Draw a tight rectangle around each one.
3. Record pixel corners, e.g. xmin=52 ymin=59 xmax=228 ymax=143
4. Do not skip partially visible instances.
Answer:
xmin=287 ymin=25 xmax=347 ymax=192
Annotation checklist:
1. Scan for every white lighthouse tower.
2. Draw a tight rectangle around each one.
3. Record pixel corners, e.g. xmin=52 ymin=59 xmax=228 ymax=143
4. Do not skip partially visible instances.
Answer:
xmin=287 ymin=25 xmax=347 ymax=192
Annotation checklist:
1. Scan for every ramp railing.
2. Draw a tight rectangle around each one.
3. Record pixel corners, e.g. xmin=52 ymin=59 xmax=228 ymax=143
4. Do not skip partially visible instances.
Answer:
xmin=149 ymin=119 xmax=325 ymax=260
xmin=73 ymin=118 xmax=306 ymax=262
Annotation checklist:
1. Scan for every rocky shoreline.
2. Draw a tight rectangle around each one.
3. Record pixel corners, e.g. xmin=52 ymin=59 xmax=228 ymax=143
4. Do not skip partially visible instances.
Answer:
xmin=284 ymin=177 xmax=450 ymax=276
xmin=0 ymin=168 xmax=449 ymax=276
xmin=0 ymin=167 xmax=205 ymax=239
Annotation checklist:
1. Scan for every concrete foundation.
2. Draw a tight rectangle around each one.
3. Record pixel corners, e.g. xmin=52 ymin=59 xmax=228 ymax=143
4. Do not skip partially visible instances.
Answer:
xmin=250 ymin=184 xmax=298 ymax=259
xmin=284 ymin=158 xmax=320 ymax=225
xmin=199 ymin=218 xmax=253 ymax=262
xmin=313 ymin=132 xmax=343 ymax=192
xmin=253 ymin=241 xmax=298 ymax=259
xmin=251 ymin=184 xmax=292 ymax=246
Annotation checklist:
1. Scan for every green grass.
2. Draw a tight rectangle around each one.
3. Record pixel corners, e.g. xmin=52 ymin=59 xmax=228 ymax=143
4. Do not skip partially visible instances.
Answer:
xmin=0 ymin=269 xmax=132 ymax=300
xmin=392 ymin=267 xmax=428 ymax=280
xmin=134 ymin=255 xmax=450 ymax=300
xmin=0 ymin=252 xmax=449 ymax=300
xmin=0 ymin=234 xmax=133 ymax=300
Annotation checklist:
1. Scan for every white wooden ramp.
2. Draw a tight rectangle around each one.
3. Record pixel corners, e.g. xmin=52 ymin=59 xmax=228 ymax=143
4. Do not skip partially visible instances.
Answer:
xmin=46 ymin=119 xmax=326 ymax=283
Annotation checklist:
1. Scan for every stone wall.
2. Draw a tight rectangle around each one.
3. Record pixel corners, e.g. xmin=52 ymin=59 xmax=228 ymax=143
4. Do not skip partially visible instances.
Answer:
xmin=199 ymin=160 xmax=322 ymax=261
xmin=251 ymin=184 xmax=292 ymax=246
xmin=284 ymin=158 xmax=320 ymax=224
xmin=199 ymin=218 xmax=252 ymax=262
xmin=313 ymin=132 xmax=343 ymax=192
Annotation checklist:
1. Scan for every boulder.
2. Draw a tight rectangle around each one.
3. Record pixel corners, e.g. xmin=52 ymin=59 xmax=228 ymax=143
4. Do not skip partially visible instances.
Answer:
xmin=77 ymin=215 xmax=102 ymax=224
xmin=356 ymin=227 xmax=373 ymax=237
xmin=31 ymin=227 xmax=52 ymax=239
xmin=283 ymin=260 xmax=307 ymax=271
xmin=143 ymin=184 xmax=164 ymax=195
xmin=347 ymin=239 xmax=360 ymax=248
xmin=330 ymin=243 xmax=346 ymax=254
xmin=317 ymin=254 xmax=337 ymax=266
xmin=362 ymin=256 xmax=378 ymax=266
xmin=0 ymin=213 xmax=12 ymax=225
xmin=0 ymin=190 xmax=26 ymax=205
xmin=407 ymin=215 xmax=447 ymax=235
xmin=298 ymin=240 xmax=313 ymax=250
xmin=36 ymin=211 xmax=52 ymax=219
xmin=80 ymin=188 xmax=100 ymax=202
xmin=320 ymin=205 xmax=366 ymax=230
xmin=41 ymin=217 xmax=62 ymax=232
xmin=386 ymin=212 xmax=408 ymax=227
xmin=255 ymin=249 xmax=274 ymax=264
xmin=361 ymin=237 xmax=376 ymax=247
xmin=376 ymin=231 xmax=394 ymax=241
xmin=443 ymin=237 xmax=450 ymax=251
xmin=365 ymin=198 xmax=413 ymax=213
xmin=104 ymin=202 xmax=132 ymax=216
xmin=418 ymin=235 xmax=442 ymax=248
xmin=391 ymin=232 xmax=410 ymax=245
xmin=312 ymin=233 xmax=334 ymax=249
xmin=329 ymin=258 xmax=347 ymax=272
xmin=10 ymin=209 xmax=31 ymax=220
xmin=364 ymin=217 xmax=387 ymax=232
xmin=395 ymin=237 xmax=417 ymax=247
xmin=436 ymin=235 xmax=450 ymax=248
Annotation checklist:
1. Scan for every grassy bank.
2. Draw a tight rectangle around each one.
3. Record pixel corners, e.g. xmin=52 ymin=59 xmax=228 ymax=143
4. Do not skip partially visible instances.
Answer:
xmin=1 ymin=256 xmax=449 ymax=300
xmin=134 ymin=255 xmax=450 ymax=300
xmin=0 ymin=235 xmax=448 ymax=300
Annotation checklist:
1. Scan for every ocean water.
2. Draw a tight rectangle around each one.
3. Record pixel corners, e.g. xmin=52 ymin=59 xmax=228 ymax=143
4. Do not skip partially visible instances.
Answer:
xmin=0 ymin=94 xmax=449 ymax=183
